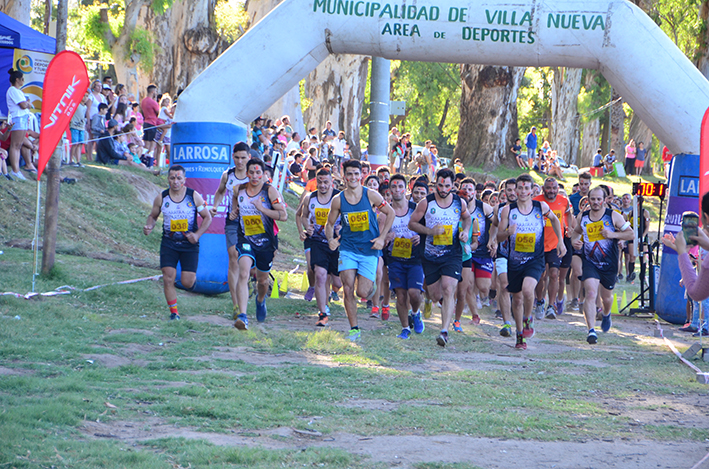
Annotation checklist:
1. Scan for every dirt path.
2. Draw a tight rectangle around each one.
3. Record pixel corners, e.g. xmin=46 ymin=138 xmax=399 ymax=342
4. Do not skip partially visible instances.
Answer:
xmin=81 ymin=419 xmax=706 ymax=469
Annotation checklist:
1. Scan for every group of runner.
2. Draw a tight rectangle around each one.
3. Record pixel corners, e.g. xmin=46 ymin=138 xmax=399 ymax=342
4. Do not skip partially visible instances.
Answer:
xmin=146 ymin=142 xmax=636 ymax=349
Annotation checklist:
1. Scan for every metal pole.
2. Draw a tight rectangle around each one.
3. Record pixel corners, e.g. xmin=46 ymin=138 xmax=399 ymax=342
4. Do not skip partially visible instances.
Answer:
xmin=368 ymin=57 xmax=390 ymax=169
xmin=31 ymin=180 xmax=41 ymax=293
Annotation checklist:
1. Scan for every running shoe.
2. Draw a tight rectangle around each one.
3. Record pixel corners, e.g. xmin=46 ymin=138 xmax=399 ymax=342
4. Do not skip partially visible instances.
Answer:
xmin=522 ymin=316 xmax=535 ymax=339
xmin=618 ymin=273 xmax=624 ymax=281
xmin=436 ymin=331 xmax=448 ymax=347
xmin=11 ymin=171 xmax=26 ymax=181
xmin=234 ymin=313 xmax=248 ymax=330
xmin=499 ymin=322 xmax=512 ymax=337
xmin=232 ymin=305 xmax=240 ymax=320
xmin=453 ymin=320 xmax=463 ymax=332
xmin=408 ymin=313 xmax=414 ymax=329
xmin=170 ymin=313 xmax=180 ymax=320
xmin=627 ymin=272 xmax=636 ymax=283
xmin=679 ymin=323 xmax=699 ymax=333
xmin=256 ymin=298 xmax=267 ymax=322
xmin=587 ymin=330 xmax=598 ymax=344
xmin=491 ymin=299 xmax=498 ymax=309
xmin=555 ymin=299 xmax=564 ymax=317
xmin=482 ymin=297 xmax=490 ymax=307
xmin=596 ymin=307 xmax=603 ymax=321
xmin=397 ymin=328 xmax=411 ymax=340
xmin=476 ymin=295 xmax=483 ymax=310
xmin=315 ymin=312 xmax=329 ymax=327
xmin=471 ymin=314 xmax=481 ymax=325
xmin=412 ymin=311 xmax=425 ymax=334
xmin=545 ymin=305 xmax=557 ymax=320
xmin=601 ymin=313 xmax=612 ymax=333
xmin=534 ymin=300 xmax=545 ymax=320
xmin=570 ymin=298 xmax=579 ymax=311
xmin=693 ymin=329 xmax=709 ymax=337
xmin=4 ymin=173 xmax=12 ymax=181
xmin=366 ymin=300 xmax=373 ymax=309
xmin=494 ymin=309 xmax=503 ymax=319
xmin=515 ymin=334 xmax=527 ymax=350
xmin=381 ymin=305 xmax=390 ymax=321
xmin=304 ymin=286 xmax=315 ymax=302
xmin=330 ymin=291 xmax=340 ymax=302
xmin=423 ymin=300 xmax=432 ymax=319
xmin=348 ymin=328 xmax=361 ymax=342
xmin=370 ymin=306 xmax=380 ymax=319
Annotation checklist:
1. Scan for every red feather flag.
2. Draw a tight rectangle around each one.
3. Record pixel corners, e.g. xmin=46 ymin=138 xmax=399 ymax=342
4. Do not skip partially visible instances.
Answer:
xmin=37 ymin=51 xmax=89 ymax=180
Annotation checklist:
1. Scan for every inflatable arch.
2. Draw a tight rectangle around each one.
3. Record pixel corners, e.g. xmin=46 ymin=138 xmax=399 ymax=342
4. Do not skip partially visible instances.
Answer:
xmin=171 ymin=0 xmax=706 ymax=324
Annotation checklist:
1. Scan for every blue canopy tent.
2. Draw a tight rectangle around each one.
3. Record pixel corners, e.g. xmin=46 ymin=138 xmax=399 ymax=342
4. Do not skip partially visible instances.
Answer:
xmin=0 ymin=12 xmax=56 ymax=118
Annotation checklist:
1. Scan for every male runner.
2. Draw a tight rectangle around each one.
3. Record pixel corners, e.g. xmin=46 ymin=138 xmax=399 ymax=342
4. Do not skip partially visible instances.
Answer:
xmin=533 ymin=178 xmax=573 ymax=319
xmin=454 ymin=178 xmax=496 ymax=331
xmin=572 ymin=186 xmax=633 ymax=343
xmin=385 ymin=174 xmax=425 ymax=339
xmin=144 ymin=165 xmax=212 ymax=319
xmin=326 ymin=160 xmax=394 ymax=341
xmin=568 ymin=171 xmax=592 ymax=310
xmin=498 ymin=174 xmax=565 ymax=349
xmin=230 ymin=158 xmax=287 ymax=330
xmin=211 ymin=142 xmax=251 ymax=317
xmin=492 ymin=178 xmax=517 ymax=337
xmin=409 ymin=168 xmax=471 ymax=346
xmin=298 ymin=168 xmax=342 ymax=326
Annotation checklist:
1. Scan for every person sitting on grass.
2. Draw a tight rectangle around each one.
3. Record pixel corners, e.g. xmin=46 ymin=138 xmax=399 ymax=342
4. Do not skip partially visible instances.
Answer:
xmin=96 ymin=119 xmax=160 ymax=175
xmin=547 ymin=151 xmax=567 ymax=181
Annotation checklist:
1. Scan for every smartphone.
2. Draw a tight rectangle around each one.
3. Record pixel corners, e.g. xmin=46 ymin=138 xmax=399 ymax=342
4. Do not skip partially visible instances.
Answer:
xmin=682 ymin=211 xmax=699 ymax=246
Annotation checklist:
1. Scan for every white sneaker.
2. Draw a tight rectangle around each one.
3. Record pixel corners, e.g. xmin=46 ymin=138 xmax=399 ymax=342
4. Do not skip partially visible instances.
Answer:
xmin=12 ymin=171 xmax=26 ymax=181
xmin=476 ymin=295 xmax=483 ymax=310
xmin=482 ymin=297 xmax=490 ymax=307
xmin=545 ymin=305 xmax=557 ymax=319
xmin=534 ymin=301 xmax=545 ymax=320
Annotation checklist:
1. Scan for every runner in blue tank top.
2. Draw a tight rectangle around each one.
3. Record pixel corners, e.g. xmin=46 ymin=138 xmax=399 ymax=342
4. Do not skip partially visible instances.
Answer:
xmin=409 ymin=168 xmax=472 ymax=347
xmin=453 ymin=178 xmax=496 ymax=332
xmin=210 ymin=142 xmax=250 ymax=318
xmin=498 ymin=174 xmax=565 ymax=350
xmin=144 ymin=165 xmax=212 ymax=320
xmin=326 ymin=160 xmax=395 ymax=342
xmin=572 ymin=186 xmax=633 ymax=345
xmin=492 ymin=178 xmax=518 ymax=338
xmin=229 ymin=158 xmax=287 ymax=331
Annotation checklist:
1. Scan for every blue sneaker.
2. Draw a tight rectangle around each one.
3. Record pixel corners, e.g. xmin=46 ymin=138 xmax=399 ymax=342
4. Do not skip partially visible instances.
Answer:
xmin=587 ymin=329 xmax=598 ymax=344
xmin=412 ymin=311 xmax=425 ymax=334
xmin=397 ymin=328 xmax=411 ymax=340
xmin=170 ymin=313 xmax=180 ymax=320
xmin=601 ymin=313 xmax=612 ymax=333
xmin=555 ymin=299 xmax=564 ymax=317
xmin=234 ymin=313 xmax=248 ymax=330
xmin=348 ymin=328 xmax=361 ymax=342
xmin=256 ymin=298 xmax=267 ymax=323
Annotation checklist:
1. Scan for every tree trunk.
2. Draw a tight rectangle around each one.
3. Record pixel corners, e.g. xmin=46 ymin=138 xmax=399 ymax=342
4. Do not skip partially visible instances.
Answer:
xmin=581 ymin=119 xmax=600 ymax=168
xmin=610 ymin=87 xmax=625 ymax=154
xmin=695 ymin=0 xmax=709 ymax=78
xmin=550 ymin=67 xmax=582 ymax=164
xmin=628 ymin=111 xmax=653 ymax=155
xmin=140 ymin=0 xmax=230 ymax=101
xmin=303 ymin=54 xmax=369 ymax=160
xmin=99 ymin=0 xmax=148 ymax=98
xmin=453 ymin=64 xmax=525 ymax=170
xmin=0 ymin=0 xmax=31 ymax=24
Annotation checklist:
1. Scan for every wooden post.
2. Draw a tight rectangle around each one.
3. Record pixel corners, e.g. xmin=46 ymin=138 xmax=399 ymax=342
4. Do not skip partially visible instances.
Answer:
xmin=40 ymin=0 xmax=67 ymax=275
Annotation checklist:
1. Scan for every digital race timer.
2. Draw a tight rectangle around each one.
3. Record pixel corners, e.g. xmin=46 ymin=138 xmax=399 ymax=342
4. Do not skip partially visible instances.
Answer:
xmin=632 ymin=182 xmax=666 ymax=198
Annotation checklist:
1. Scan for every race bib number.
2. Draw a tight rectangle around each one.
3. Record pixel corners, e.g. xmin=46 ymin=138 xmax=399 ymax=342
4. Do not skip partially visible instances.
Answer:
xmin=515 ymin=232 xmax=536 ymax=253
xmin=392 ymin=238 xmax=412 ymax=258
xmin=244 ymin=215 xmax=265 ymax=236
xmin=170 ymin=219 xmax=188 ymax=232
xmin=587 ymin=221 xmax=605 ymax=242
xmin=347 ymin=211 xmax=369 ymax=232
xmin=433 ymin=225 xmax=453 ymax=246
xmin=315 ymin=208 xmax=330 ymax=227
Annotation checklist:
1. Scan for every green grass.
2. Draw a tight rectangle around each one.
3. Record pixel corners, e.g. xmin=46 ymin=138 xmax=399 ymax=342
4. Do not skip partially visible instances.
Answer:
xmin=0 ymin=164 xmax=702 ymax=467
